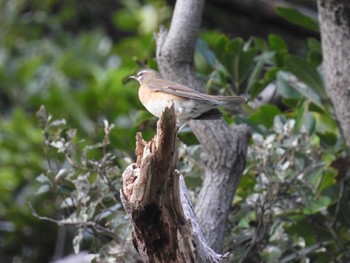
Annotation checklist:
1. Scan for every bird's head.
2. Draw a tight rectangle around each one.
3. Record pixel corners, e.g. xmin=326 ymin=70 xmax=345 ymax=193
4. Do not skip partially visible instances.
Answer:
xmin=129 ymin=69 xmax=162 ymax=83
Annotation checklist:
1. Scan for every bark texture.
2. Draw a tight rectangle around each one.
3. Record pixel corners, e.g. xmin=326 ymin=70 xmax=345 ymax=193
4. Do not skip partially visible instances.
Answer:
xmin=318 ymin=0 xmax=350 ymax=146
xmin=121 ymin=104 xmax=227 ymax=262
xmin=156 ymin=0 xmax=250 ymax=252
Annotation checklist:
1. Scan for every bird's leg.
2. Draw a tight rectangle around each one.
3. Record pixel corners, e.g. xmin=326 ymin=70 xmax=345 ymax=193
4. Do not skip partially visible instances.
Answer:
xmin=177 ymin=119 xmax=189 ymax=131
xmin=169 ymin=102 xmax=189 ymax=131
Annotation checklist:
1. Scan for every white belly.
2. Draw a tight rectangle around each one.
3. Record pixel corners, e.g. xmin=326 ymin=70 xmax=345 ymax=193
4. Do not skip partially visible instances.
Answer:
xmin=144 ymin=98 xmax=214 ymax=122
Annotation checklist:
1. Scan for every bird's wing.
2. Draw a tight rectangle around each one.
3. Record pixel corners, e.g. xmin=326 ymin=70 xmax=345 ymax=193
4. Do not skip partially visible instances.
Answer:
xmin=148 ymin=80 xmax=217 ymax=103
xmin=148 ymin=79 xmax=247 ymax=105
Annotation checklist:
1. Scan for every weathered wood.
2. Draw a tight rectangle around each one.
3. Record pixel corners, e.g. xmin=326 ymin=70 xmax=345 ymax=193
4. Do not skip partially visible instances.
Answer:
xmin=121 ymin=103 xmax=227 ymax=263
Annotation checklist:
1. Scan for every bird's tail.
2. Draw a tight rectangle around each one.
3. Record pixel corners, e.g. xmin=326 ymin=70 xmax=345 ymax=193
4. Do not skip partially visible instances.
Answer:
xmin=193 ymin=108 xmax=223 ymax=120
xmin=209 ymin=95 xmax=248 ymax=107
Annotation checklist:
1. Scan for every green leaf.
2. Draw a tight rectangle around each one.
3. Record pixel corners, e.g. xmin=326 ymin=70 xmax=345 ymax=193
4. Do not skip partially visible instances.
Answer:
xmin=276 ymin=71 xmax=302 ymax=99
xmin=227 ymin=39 xmax=244 ymax=81
xmin=253 ymin=37 xmax=268 ymax=51
xmin=216 ymin=38 xmax=257 ymax=86
xmin=285 ymin=217 xmax=313 ymax=239
xmin=36 ymin=173 xmax=51 ymax=184
xmin=312 ymin=112 xmax=338 ymax=135
xmin=196 ymin=38 xmax=217 ymax=68
xmin=264 ymin=67 xmax=280 ymax=83
xmin=184 ymin=176 xmax=202 ymax=188
xmin=236 ymin=49 xmax=256 ymax=85
xmin=247 ymin=51 xmax=275 ymax=94
xmin=249 ymin=104 xmax=282 ymax=128
xmin=317 ymin=169 xmax=337 ymax=194
xmin=268 ymin=34 xmax=287 ymax=51
xmin=307 ymin=50 xmax=323 ymax=67
xmin=284 ymin=55 xmax=327 ymax=99
xmin=279 ymin=71 xmax=326 ymax=112
xmin=318 ymin=132 xmax=338 ymax=148
xmin=295 ymin=101 xmax=316 ymax=134
xmin=303 ymin=196 xmax=332 ymax=214
xmin=307 ymin=38 xmax=322 ymax=66
xmin=36 ymin=184 xmax=50 ymax=195
xmin=307 ymin=38 xmax=321 ymax=53
xmin=238 ymin=211 xmax=256 ymax=228
xmin=303 ymin=112 xmax=316 ymax=135
xmin=214 ymin=35 xmax=231 ymax=65
xmin=236 ymin=174 xmax=256 ymax=198
xmin=276 ymin=6 xmax=319 ymax=32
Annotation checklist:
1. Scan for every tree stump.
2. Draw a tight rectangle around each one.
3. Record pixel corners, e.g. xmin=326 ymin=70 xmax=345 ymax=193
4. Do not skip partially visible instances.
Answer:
xmin=120 ymin=103 xmax=227 ymax=263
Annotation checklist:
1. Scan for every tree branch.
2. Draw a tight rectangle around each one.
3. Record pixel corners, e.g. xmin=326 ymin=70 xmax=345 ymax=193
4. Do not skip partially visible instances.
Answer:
xmin=157 ymin=0 xmax=205 ymax=66
xmin=318 ymin=0 xmax=350 ymax=146
xmin=155 ymin=0 xmax=250 ymax=252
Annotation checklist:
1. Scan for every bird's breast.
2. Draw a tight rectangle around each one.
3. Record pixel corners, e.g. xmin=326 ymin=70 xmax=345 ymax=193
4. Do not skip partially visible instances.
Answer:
xmin=139 ymin=85 xmax=216 ymax=121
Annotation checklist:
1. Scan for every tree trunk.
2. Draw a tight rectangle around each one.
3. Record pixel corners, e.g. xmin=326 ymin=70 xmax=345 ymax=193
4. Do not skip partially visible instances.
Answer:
xmin=121 ymin=104 xmax=227 ymax=262
xmin=318 ymin=0 xmax=350 ymax=146
xmin=156 ymin=0 xmax=250 ymax=252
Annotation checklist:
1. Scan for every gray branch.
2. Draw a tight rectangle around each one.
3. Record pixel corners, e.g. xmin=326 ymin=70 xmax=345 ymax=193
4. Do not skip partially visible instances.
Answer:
xmin=157 ymin=0 xmax=205 ymax=67
xmin=318 ymin=0 xmax=350 ymax=146
xmin=155 ymin=0 xmax=250 ymax=252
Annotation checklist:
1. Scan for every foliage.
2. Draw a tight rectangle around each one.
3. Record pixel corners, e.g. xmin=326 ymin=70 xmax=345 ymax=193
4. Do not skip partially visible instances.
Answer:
xmin=2 ymin=0 xmax=350 ymax=262
xmin=0 ymin=108 xmax=59 ymax=262
xmin=231 ymin=118 xmax=346 ymax=263
xmin=34 ymin=106 xmax=134 ymax=261
xmin=194 ymin=18 xmax=350 ymax=262
xmin=0 ymin=0 xmax=166 ymax=261
xmin=275 ymin=6 xmax=320 ymax=33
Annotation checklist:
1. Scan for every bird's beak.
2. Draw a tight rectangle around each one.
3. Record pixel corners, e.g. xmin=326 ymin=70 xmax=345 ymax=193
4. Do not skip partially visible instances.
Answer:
xmin=129 ymin=75 xmax=137 ymax=80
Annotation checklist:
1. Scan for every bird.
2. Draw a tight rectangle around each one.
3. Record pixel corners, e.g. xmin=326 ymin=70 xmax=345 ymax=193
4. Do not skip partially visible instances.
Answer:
xmin=129 ymin=69 xmax=247 ymax=129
